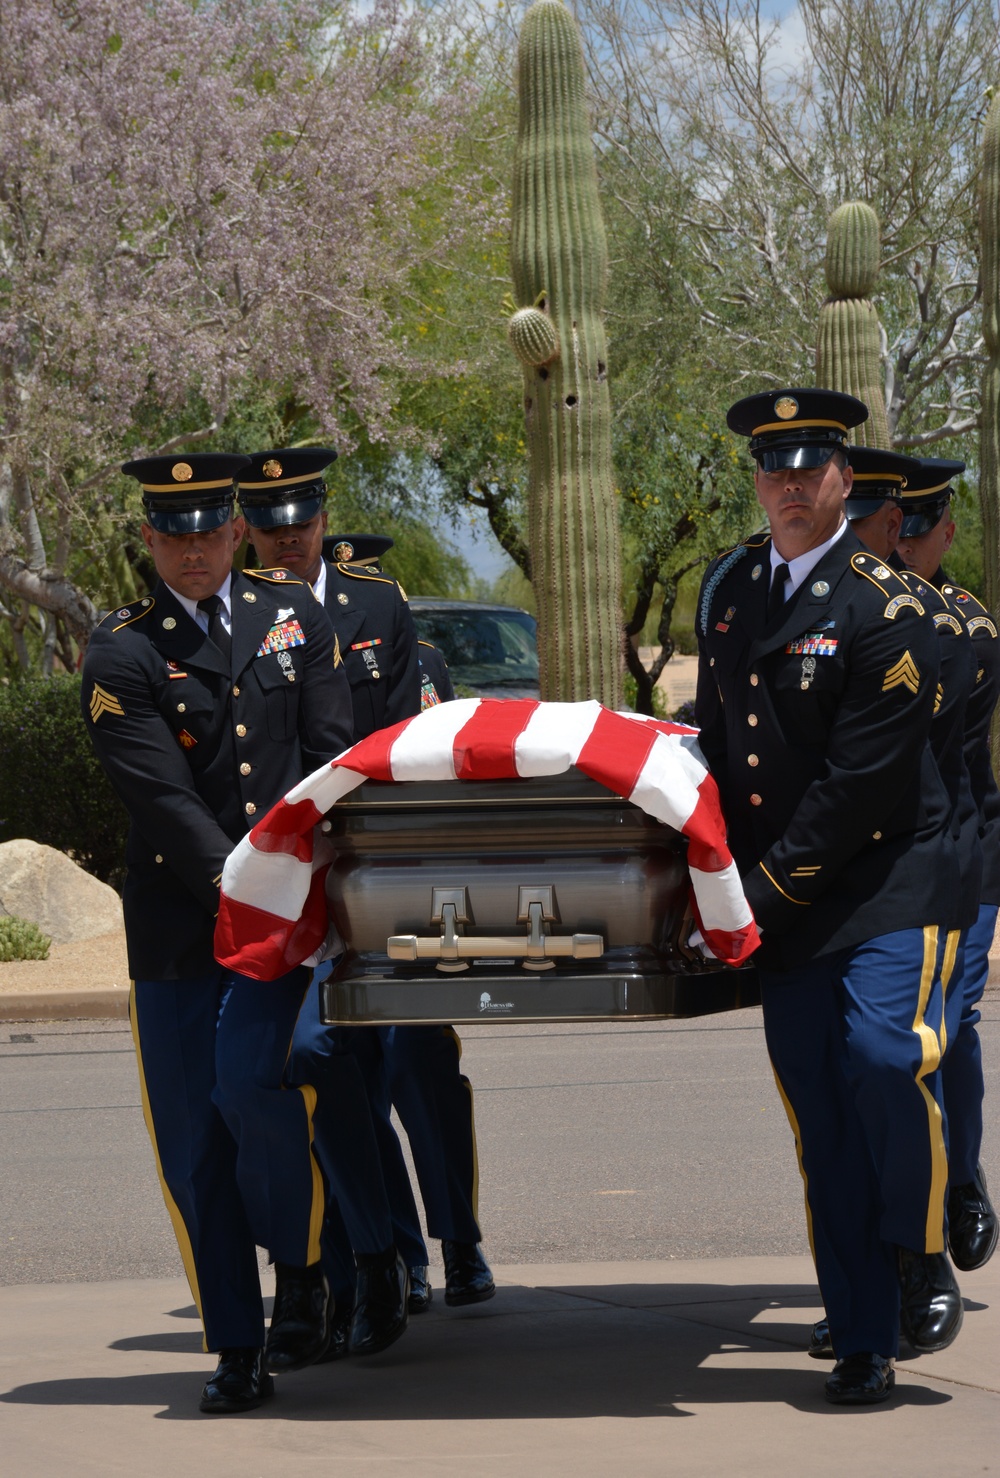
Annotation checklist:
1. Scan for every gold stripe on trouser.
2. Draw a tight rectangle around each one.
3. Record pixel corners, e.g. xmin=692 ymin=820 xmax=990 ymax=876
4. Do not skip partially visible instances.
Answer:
xmin=911 ymin=926 xmax=952 ymax=1253
xmin=938 ymin=928 xmax=961 ymax=1057
xmin=444 ymin=1026 xmax=480 ymax=1227
xmin=769 ymin=1064 xmax=816 ymax=1266
xmin=295 ymin=1083 xmax=326 ymax=1266
xmin=128 ymin=982 xmax=209 ymax=1353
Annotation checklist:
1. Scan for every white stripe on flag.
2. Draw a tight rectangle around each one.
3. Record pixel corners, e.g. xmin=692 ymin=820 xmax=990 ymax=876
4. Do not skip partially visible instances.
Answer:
xmin=513 ymin=700 xmax=603 ymax=775
xmin=389 ymin=698 xmax=479 ymax=780
xmin=689 ymin=862 xmax=754 ymax=933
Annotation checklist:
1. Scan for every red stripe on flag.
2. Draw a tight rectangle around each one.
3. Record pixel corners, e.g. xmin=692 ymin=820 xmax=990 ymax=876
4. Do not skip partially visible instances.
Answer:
xmin=248 ymin=797 xmax=324 ymax=859
xmin=215 ymin=866 xmax=331 ymax=979
xmin=334 ymin=717 xmax=415 ymax=783
xmin=683 ymin=785 xmax=731 ymax=874
xmin=453 ymin=698 xmax=539 ymax=780
xmin=575 ymin=708 xmax=658 ymax=799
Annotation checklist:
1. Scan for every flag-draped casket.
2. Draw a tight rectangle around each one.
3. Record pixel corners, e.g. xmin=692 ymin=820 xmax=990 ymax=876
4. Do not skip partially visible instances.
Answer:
xmin=215 ymin=699 xmax=760 ymax=1024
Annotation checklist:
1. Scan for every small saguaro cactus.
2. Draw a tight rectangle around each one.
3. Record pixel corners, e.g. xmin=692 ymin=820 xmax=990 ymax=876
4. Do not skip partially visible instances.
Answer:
xmin=815 ymin=201 xmax=890 ymax=448
xmin=508 ymin=0 xmax=623 ymax=707
xmin=981 ymin=91 xmax=1000 ymax=646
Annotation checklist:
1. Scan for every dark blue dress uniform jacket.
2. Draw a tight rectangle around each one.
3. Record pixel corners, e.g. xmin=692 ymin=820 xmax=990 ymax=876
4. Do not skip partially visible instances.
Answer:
xmin=695 ymin=523 xmax=959 ymax=971
xmin=323 ymin=561 xmax=420 ymax=736
xmin=81 ymin=569 xmax=353 ymax=979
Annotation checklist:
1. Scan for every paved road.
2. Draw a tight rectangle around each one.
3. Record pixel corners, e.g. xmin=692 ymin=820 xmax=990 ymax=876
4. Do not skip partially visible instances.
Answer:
xmin=3 ymin=1003 xmax=998 ymax=1284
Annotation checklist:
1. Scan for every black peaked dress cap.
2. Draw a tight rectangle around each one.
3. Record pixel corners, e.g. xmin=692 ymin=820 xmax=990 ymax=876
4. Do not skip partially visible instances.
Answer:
xmin=238 ymin=448 xmax=338 ymax=529
xmin=123 ymin=453 xmax=250 ymax=535
xmin=727 ymin=389 xmax=869 ymax=471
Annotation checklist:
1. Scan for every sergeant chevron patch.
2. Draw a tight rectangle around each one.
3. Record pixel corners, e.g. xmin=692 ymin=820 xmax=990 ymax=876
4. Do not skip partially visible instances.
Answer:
xmin=882 ymin=651 xmax=921 ymax=695
xmin=89 ymin=683 xmax=124 ymax=723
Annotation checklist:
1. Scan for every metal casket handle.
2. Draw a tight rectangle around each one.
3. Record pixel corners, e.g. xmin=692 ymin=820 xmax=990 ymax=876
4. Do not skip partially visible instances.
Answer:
xmin=386 ymin=932 xmax=604 ymax=962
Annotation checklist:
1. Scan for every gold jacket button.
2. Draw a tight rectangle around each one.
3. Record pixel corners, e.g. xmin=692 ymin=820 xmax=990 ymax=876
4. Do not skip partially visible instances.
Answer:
xmin=236 ymin=724 xmax=247 ymax=737
xmin=245 ymin=801 xmax=256 ymax=816
xmin=873 ymin=830 xmax=882 ymax=840
xmin=176 ymin=702 xmax=186 ymax=713
xmin=748 ymin=714 xmax=758 ymax=726
xmin=155 ymin=854 xmax=163 ymax=864
xmin=232 ymin=686 xmax=240 ymax=697
xmin=750 ymin=673 xmax=759 ymax=687
xmin=240 ymin=762 xmax=252 ymax=776
xmin=320 ymin=820 xmax=332 ymax=833
xmin=748 ymin=754 xmax=759 ymax=767
xmin=750 ymin=793 xmax=762 ymax=806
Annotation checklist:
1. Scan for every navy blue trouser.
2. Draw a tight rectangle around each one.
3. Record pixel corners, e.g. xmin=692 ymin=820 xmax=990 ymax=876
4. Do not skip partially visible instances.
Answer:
xmin=760 ymin=926 xmax=964 ymax=1359
xmin=131 ymin=968 xmax=323 ymax=1352
xmin=942 ymin=902 xmax=997 ymax=1185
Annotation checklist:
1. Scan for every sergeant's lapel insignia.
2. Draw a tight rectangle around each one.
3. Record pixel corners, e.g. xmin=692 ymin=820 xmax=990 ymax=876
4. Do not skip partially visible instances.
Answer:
xmin=337 ymin=593 xmax=349 ymax=605
xmin=162 ymin=617 xmax=177 ymax=630
xmin=177 ymin=729 xmax=197 ymax=749
xmin=89 ymin=684 xmax=124 ymax=723
xmin=882 ymin=651 xmax=921 ymax=695
xmin=751 ymin=564 xmax=763 ymax=581
xmin=243 ymin=591 xmax=257 ymax=603
xmin=810 ymin=580 xmax=830 ymax=597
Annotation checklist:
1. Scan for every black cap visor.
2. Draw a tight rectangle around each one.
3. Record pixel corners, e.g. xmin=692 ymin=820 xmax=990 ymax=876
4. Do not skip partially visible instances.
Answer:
xmin=143 ymin=493 xmax=234 ymax=535
xmin=846 ymin=495 xmax=894 ymax=521
xmin=755 ymin=441 xmax=842 ymax=473
xmin=239 ymin=489 xmax=324 ymax=530
xmin=900 ymin=504 xmax=949 ymax=539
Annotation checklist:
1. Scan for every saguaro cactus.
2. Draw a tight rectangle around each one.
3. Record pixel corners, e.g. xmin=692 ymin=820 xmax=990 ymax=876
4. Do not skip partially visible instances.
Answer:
xmin=508 ymin=0 xmax=623 ymax=707
xmin=982 ymin=92 xmax=1000 ymax=636
xmin=816 ymin=201 xmax=890 ymax=448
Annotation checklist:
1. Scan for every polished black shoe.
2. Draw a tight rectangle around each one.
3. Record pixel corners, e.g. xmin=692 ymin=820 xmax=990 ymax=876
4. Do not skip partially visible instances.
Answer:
xmin=350 ymin=1250 xmax=410 ymax=1356
xmin=824 ymin=1352 xmax=895 ymax=1405
xmin=442 ymin=1241 xmax=496 ymax=1307
xmin=808 ymin=1317 xmax=834 ymax=1359
xmin=264 ymin=1261 xmax=332 ymax=1373
xmin=199 ymin=1347 xmax=274 ymax=1414
xmin=314 ymin=1298 xmax=354 ymax=1364
xmin=896 ymin=1247 xmax=964 ymax=1353
xmin=948 ymin=1165 xmax=999 ymax=1272
xmin=408 ymin=1265 xmax=433 ymax=1313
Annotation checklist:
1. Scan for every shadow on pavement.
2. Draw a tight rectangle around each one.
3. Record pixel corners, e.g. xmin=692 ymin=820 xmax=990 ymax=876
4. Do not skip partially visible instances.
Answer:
xmin=0 ymin=1280 xmax=953 ymax=1421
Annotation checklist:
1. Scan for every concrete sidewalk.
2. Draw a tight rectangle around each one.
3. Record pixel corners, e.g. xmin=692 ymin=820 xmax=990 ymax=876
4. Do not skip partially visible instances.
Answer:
xmin=0 ymin=1257 xmax=996 ymax=1477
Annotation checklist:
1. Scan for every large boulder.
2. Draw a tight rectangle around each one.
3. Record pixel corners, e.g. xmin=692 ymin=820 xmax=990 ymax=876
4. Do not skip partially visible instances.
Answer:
xmin=0 ymin=839 xmax=122 ymax=945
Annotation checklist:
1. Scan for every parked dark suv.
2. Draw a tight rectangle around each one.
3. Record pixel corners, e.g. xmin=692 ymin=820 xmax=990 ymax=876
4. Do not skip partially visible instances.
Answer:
xmin=408 ymin=598 xmax=539 ymax=698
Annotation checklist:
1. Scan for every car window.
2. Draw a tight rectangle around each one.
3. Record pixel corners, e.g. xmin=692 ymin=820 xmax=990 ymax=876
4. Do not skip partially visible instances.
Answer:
xmin=411 ymin=610 xmax=539 ymax=688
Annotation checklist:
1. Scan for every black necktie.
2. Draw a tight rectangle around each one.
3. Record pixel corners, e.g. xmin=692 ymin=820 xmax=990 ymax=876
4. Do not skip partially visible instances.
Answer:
xmin=197 ymin=594 xmax=232 ymax=664
xmin=767 ymin=563 xmax=790 ymax=622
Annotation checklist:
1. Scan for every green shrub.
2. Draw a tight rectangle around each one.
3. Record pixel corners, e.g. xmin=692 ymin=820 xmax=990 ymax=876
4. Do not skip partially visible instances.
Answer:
xmin=0 ymin=914 xmax=52 ymax=962
xmin=0 ymin=674 xmax=128 ymax=889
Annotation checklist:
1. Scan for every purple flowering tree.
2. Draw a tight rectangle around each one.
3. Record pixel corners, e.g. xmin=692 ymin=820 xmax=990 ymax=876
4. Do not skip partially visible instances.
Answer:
xmin=0 ymin=0 xmax=489 ymax=664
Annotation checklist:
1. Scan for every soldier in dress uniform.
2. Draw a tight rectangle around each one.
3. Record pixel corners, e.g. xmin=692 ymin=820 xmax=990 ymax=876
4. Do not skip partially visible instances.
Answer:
xmin=81 ymin=453 xmax=354 ymax=1413
xmin=806 ymin=444 xmax=982 ymax=1360
xmin=898 ymin=460 xmax=1000 ymax=1273
xmin=695 ymin=391 xmax=964 ymax=1404
xmin=242 ymin=453 xmax=494 ymax=1355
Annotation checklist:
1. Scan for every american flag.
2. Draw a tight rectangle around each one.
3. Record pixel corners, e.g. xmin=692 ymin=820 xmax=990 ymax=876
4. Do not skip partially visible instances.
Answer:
xmin=214 ymin=698 xmax=759 ymax=977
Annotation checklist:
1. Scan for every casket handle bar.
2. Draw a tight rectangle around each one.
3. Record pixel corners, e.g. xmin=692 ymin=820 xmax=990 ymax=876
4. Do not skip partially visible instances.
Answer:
xmin=387 ymin=885 xmax=604 ymax=974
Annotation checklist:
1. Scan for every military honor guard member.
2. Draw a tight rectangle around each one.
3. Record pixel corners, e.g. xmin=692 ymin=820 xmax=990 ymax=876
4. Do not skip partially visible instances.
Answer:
xmin=242 ymin=453 xmax=494 ymax=1352
xmin=806 ymin=443 xmax=983 ymax=1360
xmin=81 ymin=453 xmax=354 ymax=1413
xmin=898 ymin=459 xmax=1000 ymax=1272
xmin=695 ymin=391 xmax=965 ymax=1404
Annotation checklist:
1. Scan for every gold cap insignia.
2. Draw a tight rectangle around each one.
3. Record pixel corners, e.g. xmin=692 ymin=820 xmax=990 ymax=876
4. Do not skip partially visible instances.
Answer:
xmin=774 ymin=396 xmax=799 ymax=421
xmin=171 ymin=462 xmax=193 ymax=482
xmin=263 ymin=458 xmax=283 ymax=479
xmin=334 ymin=541 xmax=354 ymax=562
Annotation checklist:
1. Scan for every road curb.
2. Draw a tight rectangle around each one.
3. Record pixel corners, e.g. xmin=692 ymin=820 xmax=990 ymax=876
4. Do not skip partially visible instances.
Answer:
xmin=0 ymin=986 xmax=130 ymax=1021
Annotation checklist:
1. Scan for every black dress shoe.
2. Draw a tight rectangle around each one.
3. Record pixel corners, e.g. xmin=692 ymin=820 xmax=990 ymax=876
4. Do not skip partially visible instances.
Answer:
xmin=314 ymin=1299 xmax=354 ymax=1364
xmin=824 ymin=1352 xmax=895 ymax=1405
xmin=265 ymin=1262 xmax=332 ymax=1373
xmin=408 ymin=1265 xmax=433 ymax=1313
xmin=948 ymin=1165 xmax=999 ymax=1272
xmin=350 ymin=1250 xmax=409 ymax=1356
xmin=808 ymin=1317 xmax=834 ymax=1359
xmin=442 ymin=1241 xmax=496 ymax=1307
xmin=896 ymin=1247 xmax=964 ymax=1352
xmin=199 ymin=1347 xmax=274 ymax=1414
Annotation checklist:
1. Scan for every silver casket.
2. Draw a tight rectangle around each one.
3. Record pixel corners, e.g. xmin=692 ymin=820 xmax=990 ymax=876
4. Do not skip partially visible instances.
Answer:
xmin=318 ymin=772 xmax=759 ymax=1026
